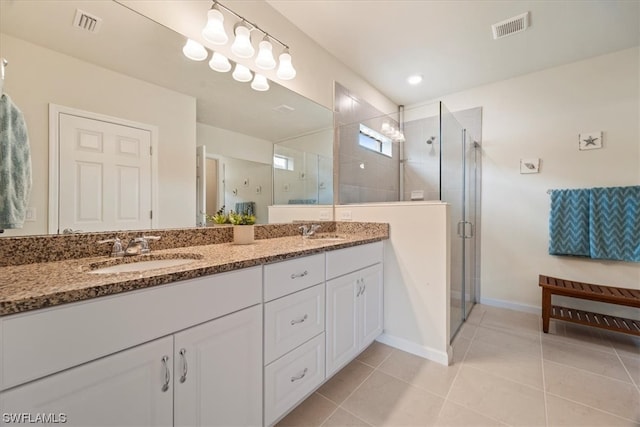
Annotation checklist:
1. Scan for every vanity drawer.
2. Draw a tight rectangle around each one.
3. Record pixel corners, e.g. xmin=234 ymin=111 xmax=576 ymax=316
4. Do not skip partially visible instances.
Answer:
xmin=264 ymin=253 xmax=324 ymax=302
xmin=264 ymin=284 xmax=324 ymax=364
xmin=264 ymin=333 xmax=325 ymax=426
xmin=326 ymin=241 xmax=383 ymax=280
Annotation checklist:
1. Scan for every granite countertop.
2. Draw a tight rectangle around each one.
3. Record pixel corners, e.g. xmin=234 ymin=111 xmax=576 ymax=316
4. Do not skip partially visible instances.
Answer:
xmin=0 ymin=233 xmax=386 ymax=316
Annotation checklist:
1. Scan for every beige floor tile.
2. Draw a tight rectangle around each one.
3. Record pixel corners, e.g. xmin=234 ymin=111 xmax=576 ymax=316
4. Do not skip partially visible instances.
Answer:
xmin=447 ymin=365 xmax=546 ymax=426
xmin=321 ymin=408 xmax=371 ymax=427
xmin=544 ymin=360 xmax=640 ymax=421
xmin=466 ymin=305 xmax=486 ymax=325
xmin=434 ymin=401 xmax=504 ymax=427
xmin=317 ymin=360 xmax=373 ymax=404
xmin=479 ymin=306 xmax=540 ymax=335
xmin=546 ymin=394 xmax=637 ymax=426
xmin=542 ymin=339 xmax=632 ymax=382
xmin=474 ymin=324 xmax=541 ymax=355
xmin=342 ymin=371 xmax=444 ymax=426
xmin=464 ymin=339 xmax=544 ymax=389
xmin=542 ymin=322 xmax=615 ymax=353
xmin=276 ymin=393 xmax=337 ymax=427
xmin=378 ymin=349 xmax=460 ymax=397
xmin=457 ymin=321 xmax=478 ymax=340
xmin=355 ymin=341 xmax=394 ymax=368
xmin=451 ymin=336 xmax=471 ymax=365
xmin=604 ymin=332 xmax=640 ymax=359
xmin=620 ymin=354 xmax=640 ymax=389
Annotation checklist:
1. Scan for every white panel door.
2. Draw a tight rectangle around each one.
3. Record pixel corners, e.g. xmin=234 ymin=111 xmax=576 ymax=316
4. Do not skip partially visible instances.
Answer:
xmin=59 ymin=113 xmax=152 ymax=232
xmin=173 ymin=304 xmax=263 ymax=427
xmin=0 ymin=336 xmax=173 ymax=427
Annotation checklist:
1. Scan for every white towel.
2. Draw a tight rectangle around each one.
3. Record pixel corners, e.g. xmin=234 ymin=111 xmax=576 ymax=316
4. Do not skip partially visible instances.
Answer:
xmin=0 ymin=93 xmax=32 ymax=229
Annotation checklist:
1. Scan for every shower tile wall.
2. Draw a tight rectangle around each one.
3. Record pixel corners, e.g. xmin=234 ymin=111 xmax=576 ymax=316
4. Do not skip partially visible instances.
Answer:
xmin=335 ymin=83 xmax=400 ymax=204
xmin=403 ymin=116 xmax=440 ymax=201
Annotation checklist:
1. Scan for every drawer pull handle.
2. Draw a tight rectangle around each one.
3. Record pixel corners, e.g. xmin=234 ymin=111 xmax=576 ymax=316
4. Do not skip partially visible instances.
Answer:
xmin=161 ymin=356 xmax=170 ymax=392
xmin=179 ymin=348 xmax=188 ymax=383
xmin=291 ymin=314 xmax=309 ymax=326
xmin=291 ymin=270 xmax=309 ymax=279
xmin=291 ymin=368 xmax=308 ymax=382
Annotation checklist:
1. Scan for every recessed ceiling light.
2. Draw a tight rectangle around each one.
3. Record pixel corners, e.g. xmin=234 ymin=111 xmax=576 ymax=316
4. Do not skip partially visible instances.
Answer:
xmin=407 ymin=74 xmax=423 ymax=85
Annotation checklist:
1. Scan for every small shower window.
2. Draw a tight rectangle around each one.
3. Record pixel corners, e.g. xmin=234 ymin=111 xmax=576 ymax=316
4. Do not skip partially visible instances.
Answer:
xmin=359 ymin=124 xmax=392 ymax=158
xmin=273 ymin=154 xmax=294 ymax=171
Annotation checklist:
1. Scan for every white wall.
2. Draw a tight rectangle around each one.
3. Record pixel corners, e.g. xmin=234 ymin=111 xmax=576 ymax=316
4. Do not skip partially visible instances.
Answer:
xmin=334 ymin=203 xmax=452 ymax=365
xmin=197 ymin=123 xmax=273 ymax=165
xmin=1 ymin=34 xmax=196 ymax=235
xmin=416 ymin=47 xmax=640 ymax=314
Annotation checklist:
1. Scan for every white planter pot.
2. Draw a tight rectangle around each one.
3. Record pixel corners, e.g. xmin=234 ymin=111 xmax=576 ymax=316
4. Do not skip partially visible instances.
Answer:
xmin=233 ymin=225 xmax=255 ymax=245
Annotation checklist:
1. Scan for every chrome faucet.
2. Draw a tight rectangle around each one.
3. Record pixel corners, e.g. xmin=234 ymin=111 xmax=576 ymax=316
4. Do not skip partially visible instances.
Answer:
xmin=299 ymin=224 xmax=321 ymax=238
xmin=98 ymin=237 xmax=124 ymax=257
xmin=124 ymin=235 xmax=161 ymax=256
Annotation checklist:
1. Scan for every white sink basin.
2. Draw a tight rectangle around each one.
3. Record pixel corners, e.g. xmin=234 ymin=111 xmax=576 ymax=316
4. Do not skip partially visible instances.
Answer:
xmin=89 ymin=258 xmax=198 ymax=274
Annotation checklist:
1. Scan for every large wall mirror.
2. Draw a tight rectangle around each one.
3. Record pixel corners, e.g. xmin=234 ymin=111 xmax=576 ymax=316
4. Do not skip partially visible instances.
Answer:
xmin=0 ymin=0 xmax=333 ymax=236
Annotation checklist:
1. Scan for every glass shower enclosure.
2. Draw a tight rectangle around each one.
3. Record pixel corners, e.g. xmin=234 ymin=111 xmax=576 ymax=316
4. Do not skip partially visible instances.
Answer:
xmin=335 ymin=100 xmax=481 ymax=341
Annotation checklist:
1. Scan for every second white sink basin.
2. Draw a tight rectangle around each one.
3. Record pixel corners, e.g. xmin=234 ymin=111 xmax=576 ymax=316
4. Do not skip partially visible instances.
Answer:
xmin=89 ymin=258 xmax=198 ymax=274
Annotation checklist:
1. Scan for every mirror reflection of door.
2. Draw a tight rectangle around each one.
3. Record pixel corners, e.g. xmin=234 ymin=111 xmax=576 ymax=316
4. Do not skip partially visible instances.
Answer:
xmin=196 ymin=145 xmax=221 ymax=226
xmin=57 ymin=112 xmax=153 ymax=233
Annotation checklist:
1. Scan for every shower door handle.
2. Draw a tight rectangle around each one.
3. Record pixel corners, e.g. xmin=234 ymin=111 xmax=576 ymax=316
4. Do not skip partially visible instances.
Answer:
xmin=463 ymin=221 xmax=474 ymax=239
xmin=457 ymin=221 xmax=465 ymax=238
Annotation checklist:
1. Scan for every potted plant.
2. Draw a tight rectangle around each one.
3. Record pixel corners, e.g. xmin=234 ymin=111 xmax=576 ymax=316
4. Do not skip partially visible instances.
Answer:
xmin=206 ymin=206 xmax=231 ymax=225
xmin=228 ymin=210 xmax=256 ymax=244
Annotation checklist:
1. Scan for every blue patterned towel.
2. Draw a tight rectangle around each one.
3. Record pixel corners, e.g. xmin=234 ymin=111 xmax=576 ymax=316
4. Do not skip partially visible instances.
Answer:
xmin=235 ymin=201 xmax=255 ymax=216
xmin=589 ymin=186 xmax=640 ymax=262
xmin=549 ymin=189 xmax=591 ymax=257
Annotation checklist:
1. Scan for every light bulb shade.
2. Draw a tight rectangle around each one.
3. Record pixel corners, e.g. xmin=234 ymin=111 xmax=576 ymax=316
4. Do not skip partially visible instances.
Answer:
xmin=251 ymin=74 xmax=269 ymax=91
xmin=209 ymin=52 xmax=231 ymax=72
xmin=232 ymin=63 xmax=253 ymax=82
xmin=202 ymin=9 xmax=228 ymax=45
xmin=231 ymin=24 xmax=255 ymax=58
xmin=276 ymin=51 xmax=296 ymax=80
xmin=255 ymin=39 xmax=276 ymax=70
xmin=182 ymin=39 xmax=208 ymax=61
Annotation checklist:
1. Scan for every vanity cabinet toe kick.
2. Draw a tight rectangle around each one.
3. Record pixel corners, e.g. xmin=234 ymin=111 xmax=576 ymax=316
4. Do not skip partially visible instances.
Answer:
xmin=0 ymin=241 xmax=384 ymax=427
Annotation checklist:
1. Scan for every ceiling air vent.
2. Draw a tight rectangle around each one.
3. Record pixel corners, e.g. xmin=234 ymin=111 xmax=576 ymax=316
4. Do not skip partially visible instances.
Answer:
xmin=73 ymin=9 xmax=103 ymax=33
xmin=492 ymin=12 xmax=529 ymax=40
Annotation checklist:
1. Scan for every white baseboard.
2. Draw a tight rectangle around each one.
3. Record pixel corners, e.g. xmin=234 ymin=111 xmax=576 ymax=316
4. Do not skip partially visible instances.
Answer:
xmin=479 ymin=297 xmax=540 ymax=314
xmin=376 ymin=333 xmax=452 ymax=366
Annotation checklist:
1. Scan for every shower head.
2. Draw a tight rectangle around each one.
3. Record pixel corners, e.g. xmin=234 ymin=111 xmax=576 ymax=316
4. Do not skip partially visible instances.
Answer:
xmin=426 ymin=136 xmax=436 ymax=144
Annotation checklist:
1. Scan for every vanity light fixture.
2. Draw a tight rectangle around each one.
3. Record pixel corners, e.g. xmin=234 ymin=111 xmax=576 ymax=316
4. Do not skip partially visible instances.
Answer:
xmin=182 ymin=39 xmax=208 ymax=61
xmin=255 ymin=37 xmax=276 ymax=70
xmin=276 ymin=49 xmax=296 ymax=80
xmin=251 ymin=73 xmax=270 ymax=91
xmin=200 ymin=1 xmax=297 ymax=80
xmin=232 ymin=63 xmax=253 ymax=82
xmin=209 ymin=52 xmax=232 ymax=72
xmin=202 ymin=6 xmax=228 ymax=45
xmin=231 ymin=22 xmax=255 ymax=58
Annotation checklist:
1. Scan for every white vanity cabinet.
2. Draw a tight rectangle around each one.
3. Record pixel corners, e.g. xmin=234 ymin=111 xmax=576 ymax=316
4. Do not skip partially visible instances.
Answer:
xmin=263 ymin=253 xmax=326 ymax=426
xmin=0 ymin=336 xmax=175 ymax=426
xmin=326 ymin=242 xmax=383 ymax=377
xmin=0 ymin=267 xmax=263 ymax=427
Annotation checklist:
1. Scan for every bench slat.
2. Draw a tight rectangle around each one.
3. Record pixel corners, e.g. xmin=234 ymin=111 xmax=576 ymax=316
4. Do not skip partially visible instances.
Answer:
xmin=549 ymin=305 xmax=640 ymax=336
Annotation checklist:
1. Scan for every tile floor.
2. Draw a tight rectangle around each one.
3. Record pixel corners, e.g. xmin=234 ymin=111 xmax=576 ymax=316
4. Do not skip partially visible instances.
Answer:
xmin=276 ymin=304 xmax=640 ymax=426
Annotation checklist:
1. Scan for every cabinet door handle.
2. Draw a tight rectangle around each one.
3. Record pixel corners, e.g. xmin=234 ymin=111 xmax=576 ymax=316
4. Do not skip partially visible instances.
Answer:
xmin=290 ymin=314 xmax=308 ymax=326
xmin=356 ymin=278 xmax=364 ymax=297
xmin=290 ymin=367 xmax=308 ymax=382
xmin=161 ymin=356 xmax=170 ymax=392
xmin=290 ymin=270 xmax=308 ymax=279
xmin=179 ymin=348 xmax=188 ymax=384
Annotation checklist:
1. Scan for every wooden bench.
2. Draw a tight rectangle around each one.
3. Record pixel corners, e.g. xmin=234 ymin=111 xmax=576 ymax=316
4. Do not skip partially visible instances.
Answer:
xmin=539 ymin=275 xmax=640 ymax=336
